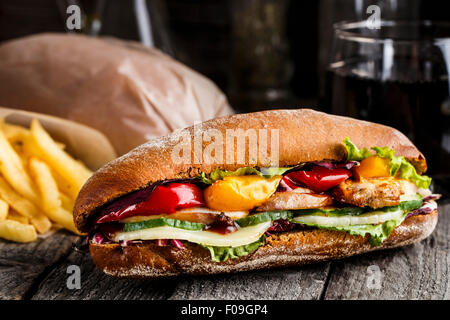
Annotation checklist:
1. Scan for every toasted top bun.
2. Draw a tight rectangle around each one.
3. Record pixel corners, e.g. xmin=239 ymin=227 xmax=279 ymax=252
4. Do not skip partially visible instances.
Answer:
xmin=74 ymin=109 xmax=426 ymax=232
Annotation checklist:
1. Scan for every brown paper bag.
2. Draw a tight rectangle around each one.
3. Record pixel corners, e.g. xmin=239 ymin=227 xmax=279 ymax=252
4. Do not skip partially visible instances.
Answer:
xmin=0 ymin=33 xmax=234 ymax=155
xmin=0 ymin=106 xmax=117 ymax=170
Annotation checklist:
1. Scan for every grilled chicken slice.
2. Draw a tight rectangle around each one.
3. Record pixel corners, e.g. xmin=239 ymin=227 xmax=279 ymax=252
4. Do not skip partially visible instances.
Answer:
xmin=331 ymin=177 xmax=404 ymax=209
xmin=256 ymin=187 xmax=333 ymax=212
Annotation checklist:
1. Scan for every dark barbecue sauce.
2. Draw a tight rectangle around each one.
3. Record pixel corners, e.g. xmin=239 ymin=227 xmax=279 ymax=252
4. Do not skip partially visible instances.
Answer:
xmin=204 ymin=213 xmax=239 ymax=234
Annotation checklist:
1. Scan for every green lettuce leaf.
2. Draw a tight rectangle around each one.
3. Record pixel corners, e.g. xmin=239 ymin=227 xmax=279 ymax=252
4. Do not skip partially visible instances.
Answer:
xmin=343 ymin=137 xmax=431 ymax=188
xmin=259 ymin=167 xmax=293 ymax=177
xmin=199 ymin=172 xmax=213 ymax=184
xmin=210 ymin=167 xmax=261 ymax=181
xmin=199 ymin=167 xmax=260 ymax=184
xmin=305 ymin=213 xmax=406 ymax=246
xmin=394 ymin=159 xmax=431 ymax=189
xmin=201 ymin=236 xmax=266 ymax=262
xmin=343 ymin=137 xmax=373 ymax=161
xmin=199 ymin=166 xmax=292 ymax=184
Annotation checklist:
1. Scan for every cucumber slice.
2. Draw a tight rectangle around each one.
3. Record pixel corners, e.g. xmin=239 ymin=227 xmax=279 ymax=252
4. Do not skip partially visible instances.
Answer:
xmin=397 ymin=198 xmax=423 ymax=211
xmin=292 ymin=208 xmax=405 ymax=227
xmin=292 ymin=197 xmax=422 ymax=217
xmin=123 ymin=217 xmax=204 ymax=232
xmin=235 ymin=211 xmax=292 ymax=227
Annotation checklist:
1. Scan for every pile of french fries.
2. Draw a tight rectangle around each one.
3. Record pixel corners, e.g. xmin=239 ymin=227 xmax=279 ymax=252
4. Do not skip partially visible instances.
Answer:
xmin=0 ymin=119 xmax=92 ymax=242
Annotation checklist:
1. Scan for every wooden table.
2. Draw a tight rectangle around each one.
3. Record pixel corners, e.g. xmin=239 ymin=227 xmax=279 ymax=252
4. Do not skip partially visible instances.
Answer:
xmin=1 ymin=203 xmax=449 ymax=300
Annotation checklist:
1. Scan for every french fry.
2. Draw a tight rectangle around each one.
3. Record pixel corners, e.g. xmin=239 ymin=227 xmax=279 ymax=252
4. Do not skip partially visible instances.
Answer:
xmin=50 ymin=207 xmax=81 ymax=235
xmin=50 ymin=168 xmax=76 ymax=200
xmin=56 ymin=141 xmax=66 ymax=150
xmin=0 ymin=198 xmax=8 ymax=220
xmin=0 ymin=119 xmax=30 ymax=143
xmin=28 ymin=157 xmax=61 ymax=213
xmin=0 ymin=219 xmax=37 ymax=242
xmin=0 ymin=176 xmax=51 ymax=234
xmin=59 ymin=192 xmax=75 ymax=212
xmin=29 ymin=216 xmax=52 ymax=234
xmin=7 ymin=209 xmax=29 ymax=224
xmin=0 ymin=119 xmax=90 ymax=242
xmin=22 ymin=133 xmax=42 ymax=159
xmin=17 ymin=149 xmax=29 ymax=168
xmin=12 ymin=143 xmax=26 ymax=161
xmin=0 ymin=127 xmax=40 ymax=204
xmin=28 ymin=119 xmax=92 ymax=199
xmin=27 ymin=156 xmax=80 ymax=234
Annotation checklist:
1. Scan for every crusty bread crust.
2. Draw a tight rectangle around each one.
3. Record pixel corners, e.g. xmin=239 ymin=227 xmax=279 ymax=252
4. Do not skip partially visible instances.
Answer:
xmin=89 ymin=210 xmax=437 ymax=278
xmin=74 ymin=109 xmax=426 ymax=232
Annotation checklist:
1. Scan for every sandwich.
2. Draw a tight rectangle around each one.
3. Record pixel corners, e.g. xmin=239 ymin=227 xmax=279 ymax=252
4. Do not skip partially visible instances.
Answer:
xmin=73 ymin=109 xmax=440 ymax=278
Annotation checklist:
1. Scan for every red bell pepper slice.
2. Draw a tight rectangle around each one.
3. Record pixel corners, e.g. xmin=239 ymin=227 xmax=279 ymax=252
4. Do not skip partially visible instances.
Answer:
xmin=96 ymin=183 xmax=205 ymax=223
xmin=282 ymin=166 xmax=352 ymax=193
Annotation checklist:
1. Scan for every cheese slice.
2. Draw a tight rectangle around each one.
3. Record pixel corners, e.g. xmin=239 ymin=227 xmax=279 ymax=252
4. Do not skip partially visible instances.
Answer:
xmin=292 ymin=208 xmax=404 ymax=227
xmin=114 ymin=221 xmax=271 ymax=247
xmin=399 ymin=193 xmax=421 ymax=202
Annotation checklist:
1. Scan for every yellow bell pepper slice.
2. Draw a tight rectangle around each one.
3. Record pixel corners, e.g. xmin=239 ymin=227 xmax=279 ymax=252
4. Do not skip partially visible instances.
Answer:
xmin=204 ymin=175 xmax=282 ymax=211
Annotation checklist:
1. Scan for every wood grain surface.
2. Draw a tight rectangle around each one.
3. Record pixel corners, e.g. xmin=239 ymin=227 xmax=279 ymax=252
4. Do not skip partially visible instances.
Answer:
xmin=0 ymin=230 xmax=78 ymax=300
xmin=1 ymin=203 xmax=448 ymax=300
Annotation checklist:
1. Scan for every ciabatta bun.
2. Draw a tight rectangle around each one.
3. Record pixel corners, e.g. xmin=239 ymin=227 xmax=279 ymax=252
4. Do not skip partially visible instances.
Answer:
xmin=74 ymin=109 xmax=426 ymax=232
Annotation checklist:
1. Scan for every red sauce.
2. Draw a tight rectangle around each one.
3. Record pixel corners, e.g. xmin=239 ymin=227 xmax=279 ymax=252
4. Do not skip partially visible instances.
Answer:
xmin=97 ymin=223 xmax=122 ymax=241
xmin=95 ymin=183 xmax=205 ymax=224
xmin=204 ymin=213 xmax=239 ymax=234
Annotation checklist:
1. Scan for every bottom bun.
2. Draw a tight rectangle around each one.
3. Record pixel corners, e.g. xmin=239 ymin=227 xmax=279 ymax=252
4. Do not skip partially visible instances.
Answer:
xmin=90 ymin=210 xmax=438 ymax=278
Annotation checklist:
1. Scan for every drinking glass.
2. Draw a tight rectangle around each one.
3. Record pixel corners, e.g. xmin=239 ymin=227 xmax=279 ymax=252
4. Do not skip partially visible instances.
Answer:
xmin=325 ymin=20 xmax=450 ymax=182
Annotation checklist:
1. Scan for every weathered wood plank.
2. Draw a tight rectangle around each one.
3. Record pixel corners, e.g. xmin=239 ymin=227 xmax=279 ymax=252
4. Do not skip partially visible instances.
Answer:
xmin=31 ymin=249 xmax=178 ymax=300
xmin=0 ymin=230 xmax=78 ymax=300
xmin=168 ymin=263 xmax=330 ymax=300
xmin=323 ymin=203 xmax=450 ymax=300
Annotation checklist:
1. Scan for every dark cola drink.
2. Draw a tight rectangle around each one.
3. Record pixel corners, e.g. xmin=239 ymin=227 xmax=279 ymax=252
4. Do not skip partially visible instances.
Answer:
xmin=324 ymin=67 xmax=450 ymax=177
xmin=325 ymin=20 xmax=450 ymax=188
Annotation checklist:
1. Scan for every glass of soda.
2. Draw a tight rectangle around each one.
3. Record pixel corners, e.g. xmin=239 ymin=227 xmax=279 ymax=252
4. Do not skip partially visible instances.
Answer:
xmin=325 ymin=20 xmax=450 ymax=184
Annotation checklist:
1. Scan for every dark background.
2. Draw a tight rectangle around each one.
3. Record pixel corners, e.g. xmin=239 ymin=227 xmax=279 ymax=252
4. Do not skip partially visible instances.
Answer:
xmin=2 ymin=0 xmax=448 ymax=112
